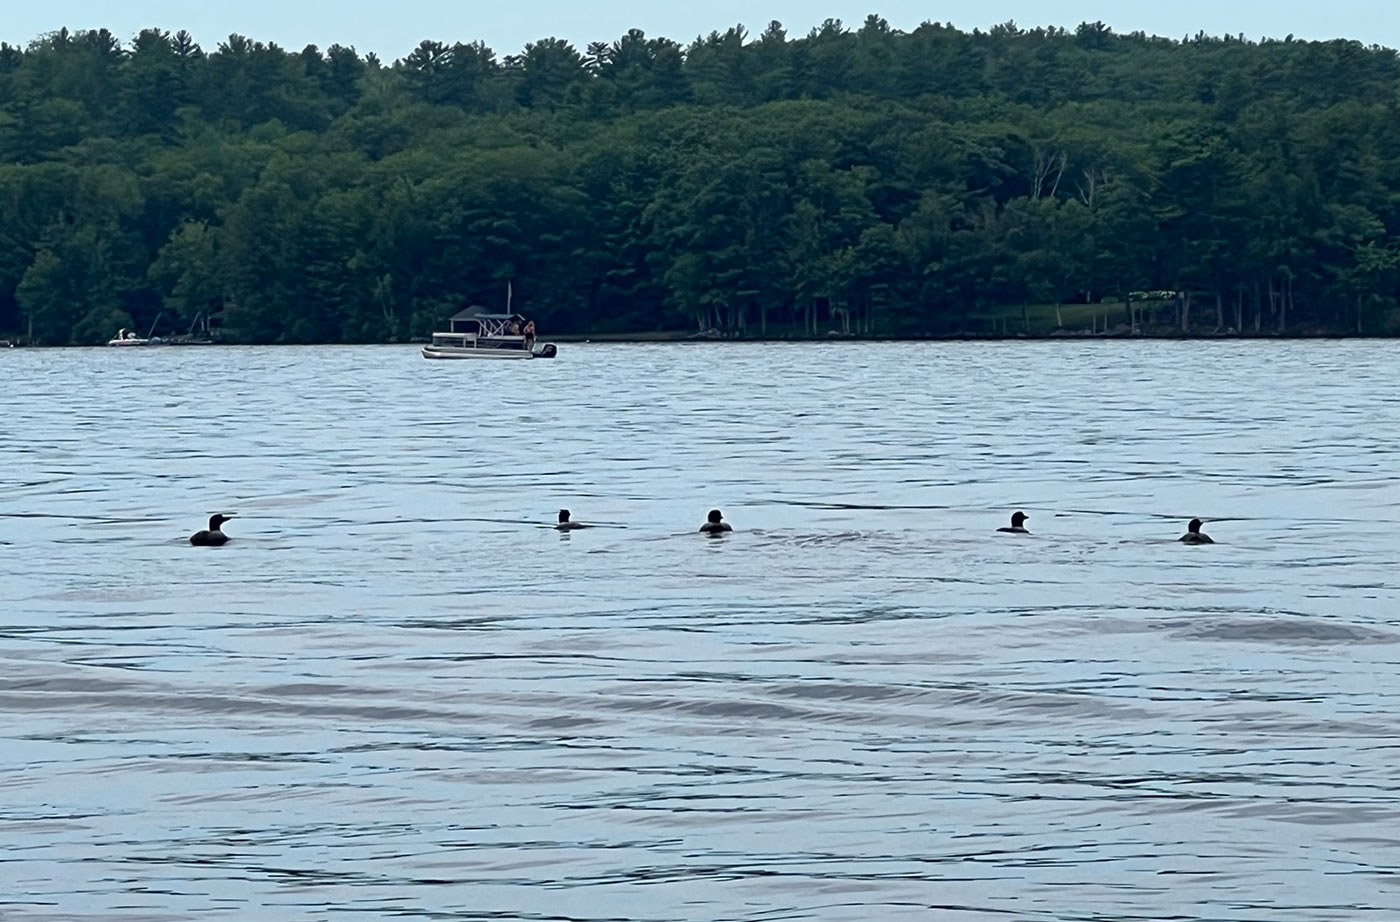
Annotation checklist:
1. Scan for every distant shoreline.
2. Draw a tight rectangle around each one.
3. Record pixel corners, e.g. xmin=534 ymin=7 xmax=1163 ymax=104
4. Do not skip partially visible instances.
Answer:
xmin=547 ymin=329 xmax=1396 ymax=344
xmin=6 ymin=330 xmax=1397 ymax=349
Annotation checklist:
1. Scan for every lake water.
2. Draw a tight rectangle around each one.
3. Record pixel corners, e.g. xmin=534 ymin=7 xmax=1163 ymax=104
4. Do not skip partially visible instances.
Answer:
xmin=2 ymin=341 xmax=1399 ymax=921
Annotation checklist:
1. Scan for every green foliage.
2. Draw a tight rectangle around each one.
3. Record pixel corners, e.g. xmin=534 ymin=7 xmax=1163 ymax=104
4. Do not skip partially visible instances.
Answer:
xmin=1 ymin=19 xmax=1399 ymax=343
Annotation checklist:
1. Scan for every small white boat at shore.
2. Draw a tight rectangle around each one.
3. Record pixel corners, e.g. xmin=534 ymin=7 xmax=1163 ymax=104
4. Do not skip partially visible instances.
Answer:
xmin=421 ymin=309 xmax=557 ymax=360
xmin=107 ymin=328 xmax=163 ymax=347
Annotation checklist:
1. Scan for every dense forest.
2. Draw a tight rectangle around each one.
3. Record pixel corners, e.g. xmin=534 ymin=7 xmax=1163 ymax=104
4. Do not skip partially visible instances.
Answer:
xmin=2 ymin=17 xmax=1400 ymax=344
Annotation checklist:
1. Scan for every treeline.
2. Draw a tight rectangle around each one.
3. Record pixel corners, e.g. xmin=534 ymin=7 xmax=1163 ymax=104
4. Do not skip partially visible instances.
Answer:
xmin=2 ymin=17 xmax=1400 ymax=343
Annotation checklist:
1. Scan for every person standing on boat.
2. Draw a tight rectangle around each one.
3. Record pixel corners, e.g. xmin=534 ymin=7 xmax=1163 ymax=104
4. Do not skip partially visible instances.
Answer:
xmin=523 ymin=320 xmax=536 ymax=350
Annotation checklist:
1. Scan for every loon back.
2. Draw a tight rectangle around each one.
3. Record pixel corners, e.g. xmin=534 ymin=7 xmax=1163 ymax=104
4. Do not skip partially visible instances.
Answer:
xmin=1179 ymin=518 xmax=1213 ymax=544
xmin=997 ymin=511 xmax=1030 ymax=534
xmin=190 ymin=513 xmax=234 ymax=546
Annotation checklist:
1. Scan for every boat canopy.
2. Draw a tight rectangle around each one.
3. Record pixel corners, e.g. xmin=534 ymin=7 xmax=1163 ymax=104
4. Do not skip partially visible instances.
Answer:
xmin=448 ymin=307 xmax=527 ymax=322
xmin=449 ymin=308 xmax=532 ymax=336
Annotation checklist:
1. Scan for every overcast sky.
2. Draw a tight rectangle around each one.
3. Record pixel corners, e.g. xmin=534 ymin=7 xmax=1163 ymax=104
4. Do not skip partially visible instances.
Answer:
xmin=5 ymin=0 xmax=1398 ymax=60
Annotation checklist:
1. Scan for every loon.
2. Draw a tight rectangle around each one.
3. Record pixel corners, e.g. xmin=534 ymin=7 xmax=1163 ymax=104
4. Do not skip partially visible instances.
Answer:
xmin=556 ymin=509 xmax=588 ymax=531
xmin=190 ymin=514 xmax=234 ymax=546
xmin=700 ymin=509 xmax=732 ymax=535
xmin=1179 ymin=518 xmax=1214 ymax=545
xmin=997 ymin=511 xmax=1030 ymax=534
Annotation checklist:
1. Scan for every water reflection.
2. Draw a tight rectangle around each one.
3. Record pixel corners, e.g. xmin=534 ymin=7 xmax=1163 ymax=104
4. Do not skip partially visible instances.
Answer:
xmin=1 ymin=341 xmax=1399 ymax=921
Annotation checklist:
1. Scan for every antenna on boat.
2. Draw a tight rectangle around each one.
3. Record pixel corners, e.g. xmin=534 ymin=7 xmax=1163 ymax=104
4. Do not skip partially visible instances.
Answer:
xmin=506 ymin=280 xmax=513 ymax=313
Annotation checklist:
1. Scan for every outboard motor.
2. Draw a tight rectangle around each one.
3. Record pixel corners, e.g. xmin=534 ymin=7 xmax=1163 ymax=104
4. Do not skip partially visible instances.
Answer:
xmin=536 ymin=343 xmax=558 ymax=359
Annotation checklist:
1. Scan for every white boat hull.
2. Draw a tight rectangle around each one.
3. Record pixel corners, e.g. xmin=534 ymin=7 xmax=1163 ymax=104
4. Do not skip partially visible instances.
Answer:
xmin=421 ymin=346 xmax=539 ymax=360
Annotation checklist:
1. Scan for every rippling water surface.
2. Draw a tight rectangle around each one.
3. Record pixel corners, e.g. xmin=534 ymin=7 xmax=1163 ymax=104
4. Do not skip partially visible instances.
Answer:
xmin=3 ymin=341 xmax=1399 ymax=921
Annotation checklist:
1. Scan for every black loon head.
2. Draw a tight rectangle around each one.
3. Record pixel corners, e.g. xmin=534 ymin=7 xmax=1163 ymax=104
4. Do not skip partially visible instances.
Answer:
xmin=1011 ymin=511 xmax=1028 ymax=528
xmin=558 ymin=509 xmax=571 ymax=524
xmin=1188 ymin=518 xmax=1203 ymax=533
xmin=707 ymin=509 xmax=723 ymax=524
xmin=209 ymin=513 xmax=234 ymax=531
